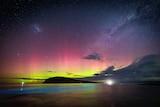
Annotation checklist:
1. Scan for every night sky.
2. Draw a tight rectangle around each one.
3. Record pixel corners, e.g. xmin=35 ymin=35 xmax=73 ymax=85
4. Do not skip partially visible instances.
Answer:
xmin=0 ymin=0 xmax=160 ymax=81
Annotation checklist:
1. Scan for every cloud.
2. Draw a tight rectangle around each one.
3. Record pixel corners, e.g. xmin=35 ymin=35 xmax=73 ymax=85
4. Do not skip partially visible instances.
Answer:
xmin=93 ymin=66 xmax=115 ymax=77
xmin=83 ymin=53 xmax=103 ymax=61
xmin=15 ymin=78 xmax=45 ymax=80
xmin=101 ymin=66 xmax=115 ymax=74
xmin=47 ymin=71 xmax=56 ymax=73
xmin=66 ymin=72 xmax=73 ymax=75
xmin=81 ymin=54 xmax=160 ymax=82
xmin=73 ymin=75 xmax=82 ymax=77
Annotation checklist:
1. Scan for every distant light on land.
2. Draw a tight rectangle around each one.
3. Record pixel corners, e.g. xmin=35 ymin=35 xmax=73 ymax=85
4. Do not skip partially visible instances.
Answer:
xmin=105 ymin=79 xmax=114 ymax=85
xmin=21 ymin=82 xmax=25 ymax=91
xmin=21 ymin=82 xmax=24 ymax=86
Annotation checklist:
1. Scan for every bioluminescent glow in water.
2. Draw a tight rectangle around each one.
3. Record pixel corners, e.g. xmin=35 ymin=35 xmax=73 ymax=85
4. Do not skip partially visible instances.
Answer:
xmin=0 ymin=84 xmax=96 ymax=94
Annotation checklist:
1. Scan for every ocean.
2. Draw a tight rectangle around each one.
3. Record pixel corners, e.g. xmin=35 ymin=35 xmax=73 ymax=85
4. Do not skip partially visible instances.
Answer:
xmin=0 ymin=83 xmax=160 ymax=107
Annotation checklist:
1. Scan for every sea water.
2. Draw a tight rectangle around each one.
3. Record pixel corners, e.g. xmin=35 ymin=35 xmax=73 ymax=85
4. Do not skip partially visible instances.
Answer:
xmin=0 ymin=83 xmax=160 ymax=107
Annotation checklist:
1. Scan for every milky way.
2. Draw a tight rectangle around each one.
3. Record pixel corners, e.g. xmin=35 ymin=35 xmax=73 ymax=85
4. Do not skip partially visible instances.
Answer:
xmin=0 ymin=0 xmax=160 ymax=82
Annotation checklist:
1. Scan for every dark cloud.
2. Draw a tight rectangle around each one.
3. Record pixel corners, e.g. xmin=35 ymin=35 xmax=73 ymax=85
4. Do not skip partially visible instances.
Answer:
xmin=73 ymin=75 xmax=82 ymax=77
xmin=83 ymin=53 xmax=103 ymax=61
xmin=47 ymin=71 xmax=52 ymax=72
xmin=100 ymin=66 xmax=114 ymax=75
xmin=66 ymin=72 xmax=73 ymax=75
xmin=65 ymin=72 xmax=82 ymax=77
xmin=15 ymin=78 xmax=45 ymax=80
xmin=92 ymin=66 xmax=115 ymax=78
xmin=101 ymin=66 xmax=115 ymax=74
xmin=81 ymin=54 xmax=160 ymax=82
xmin=47 ymin=71 xmax=56 ymax=73
xmin=110 ymin=54 xmax=160 ymax=81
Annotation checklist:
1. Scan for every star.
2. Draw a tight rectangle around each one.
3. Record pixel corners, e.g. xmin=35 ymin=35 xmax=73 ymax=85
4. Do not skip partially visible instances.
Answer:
xmin=17 ymin=53 xmax=20 ymax=56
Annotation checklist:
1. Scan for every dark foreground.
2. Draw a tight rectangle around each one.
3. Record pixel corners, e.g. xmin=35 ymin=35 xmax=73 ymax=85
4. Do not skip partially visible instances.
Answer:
xmin=0 ymin=83 xmax=160 ymax=107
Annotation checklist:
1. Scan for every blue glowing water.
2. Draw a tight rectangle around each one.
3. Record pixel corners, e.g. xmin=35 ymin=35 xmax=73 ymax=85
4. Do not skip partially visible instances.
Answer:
xmin=0 ymin=83 xmax=160 ymax=107
xmin=0 ymin=83 xmax=96 ymax=94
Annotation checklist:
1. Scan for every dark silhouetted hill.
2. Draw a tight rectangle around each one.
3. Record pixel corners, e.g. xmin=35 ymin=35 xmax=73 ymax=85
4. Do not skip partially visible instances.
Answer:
xmin=43 ymin=77 xmax=96 ymax=83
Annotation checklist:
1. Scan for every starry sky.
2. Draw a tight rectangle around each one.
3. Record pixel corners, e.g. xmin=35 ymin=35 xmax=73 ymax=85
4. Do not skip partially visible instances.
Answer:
xmin=0 ymin=0 xmax=160 ymax=82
